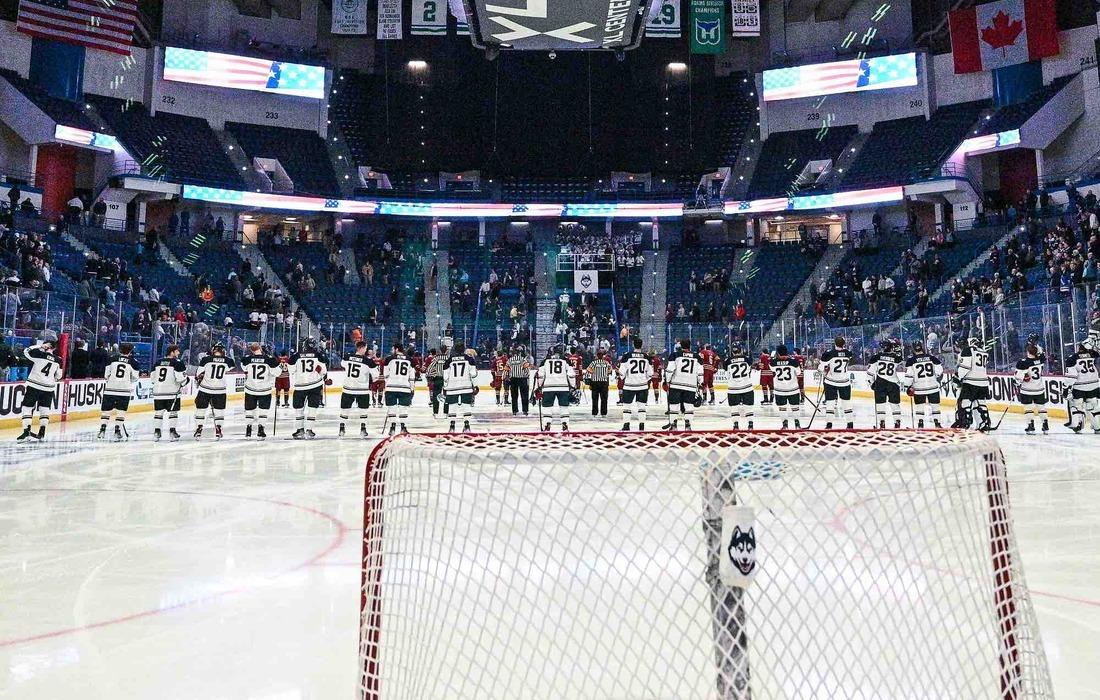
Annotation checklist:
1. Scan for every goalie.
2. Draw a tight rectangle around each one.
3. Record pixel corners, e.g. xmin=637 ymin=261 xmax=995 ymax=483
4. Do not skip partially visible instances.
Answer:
xmin=1064 ymin=330 xmax=1099 ymax=434
xmin=953 ymin=337 xmax=991 ymax=431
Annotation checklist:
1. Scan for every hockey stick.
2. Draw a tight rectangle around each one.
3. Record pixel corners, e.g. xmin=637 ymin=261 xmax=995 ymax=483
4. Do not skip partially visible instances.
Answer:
xmin=1063 ymin=383 xmax=1077 ymax=428
xmin=990 ymin=404 xmax=1013 ymax=431
xmin=272 ymin=394 xmax=278 ymax=437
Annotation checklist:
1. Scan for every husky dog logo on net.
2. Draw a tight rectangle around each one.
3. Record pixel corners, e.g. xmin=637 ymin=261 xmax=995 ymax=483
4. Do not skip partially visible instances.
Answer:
xmin=727 ymin=525 xmax=756 ymax=575
xmin=695 ymin=18 xmax=721 ymax=45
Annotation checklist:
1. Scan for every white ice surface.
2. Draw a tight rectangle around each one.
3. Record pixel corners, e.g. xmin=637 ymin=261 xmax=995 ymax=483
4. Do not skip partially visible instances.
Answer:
xmin=0 ymin=398 xmax=1097 ymax=699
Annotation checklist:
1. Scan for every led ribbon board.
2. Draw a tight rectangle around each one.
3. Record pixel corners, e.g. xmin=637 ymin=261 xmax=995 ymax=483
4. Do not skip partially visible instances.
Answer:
xmin=762 ymin=53 xmax=918 ymax=102
xmin=162 ymin=47 xmax=326 ymax=100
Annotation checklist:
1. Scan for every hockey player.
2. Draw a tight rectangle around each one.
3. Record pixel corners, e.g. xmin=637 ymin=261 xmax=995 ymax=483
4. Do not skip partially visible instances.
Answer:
xmin=98 ymin=342 xmax=141 ymax=440
xmin=1063 ymin=331 xmax=1099 ymax=434
xmin=275 ymin=349 xmax=291 ymax=408
xmin=819 ymin=336 xmax=855 ymax=429
xmin=16 ymin=340 xmax=63 ymax=441
xmin=699 ymin=343 xmax=719 ymax=405
xmin=953 ymin=337 xmax=991 ymax=430
xmin=663 ymin=339 xmax=703 ymax=431
xmin=151 ymin=345 xmax=187 ymax=442
xmin=289 ymin=337 xmax=328 ymax=439
xmin=867 ymin=339 xmax=904 ymax=429
xmin=902 ymin=341 xmax=944 ymax=428
xmin=771 ymin=345 xmax=803 ymax=430
xmin=650 ymin=353 xmax=663 ymax=403
xmin=491 ymin=349 xmax=508 ymax=406
xmin=535 ymin=346 xmax=576 ymax=432
xmin=339 ymin=341 xmax=377 ymax=437
xmin=442 ymin=342 xmax=477 ymax=433
xmin=724 ymin=343 xmax=755 ymax=430
xmin=617 ymin=337 xmax=653 ymax=431
xmin=1014 ymin=342 xmax=1049 ymax=435
xmin=567 ymin=347 xmax=585 ymax=404
xmin=241 ymin=343 xmax=281 ymax=439
xmin=194 ymin=343 xmax=231 ymax=440
xmin=369 ymin=348 xmax=386 ymax=408
xmin=383 ymin=343 xmax=416 ymax=435
xmin=757 ymin=349 xmax=774 ymax=404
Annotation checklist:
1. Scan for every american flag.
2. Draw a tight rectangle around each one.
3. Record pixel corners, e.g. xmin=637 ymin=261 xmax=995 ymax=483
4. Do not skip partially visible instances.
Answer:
xmin=762 ymin=54 xmax=918 ymax=102
xmin=17 ymin=0 xmax=137 ymax=56
xmin=163 ymin=47 xmax=326 ymax=100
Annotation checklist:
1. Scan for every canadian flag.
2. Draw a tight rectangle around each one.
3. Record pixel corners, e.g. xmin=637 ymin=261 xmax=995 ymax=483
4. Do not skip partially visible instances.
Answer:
xmin=949 ymin=0 xmax=1059 ymax=74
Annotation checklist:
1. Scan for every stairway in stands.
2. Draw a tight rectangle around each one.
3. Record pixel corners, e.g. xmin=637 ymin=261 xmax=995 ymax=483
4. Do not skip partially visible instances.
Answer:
xmin=424 ymin=250 xmax=452 ymax=345
xmin=639 ymin=250 xmax=668 ymax=353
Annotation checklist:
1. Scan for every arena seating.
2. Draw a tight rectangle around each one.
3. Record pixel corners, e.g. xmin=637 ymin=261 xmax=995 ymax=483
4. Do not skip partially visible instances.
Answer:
xmin=226 ymin=122 xmax=341 ymax=197
xmin=329 ymin=69 xmax=383 ymax=169
xmin=88 ymin=95 xmax=244 ymax=189
xmin=163 ymin=235 xmax=253 ymax=321
xmin=81 ymin=235 xmax=197 ymax=311
xmin=840 ymin=100 xmax=989 ymax=188
xmin=0 ymin=69 xmax=100 ymax=132
xmin=716 ymin=73 xmax=758 ymax=166
xmin=502 ymin=177 xmax=590 ymax=203
xmin=746 ymin=125 xmax=858 ymax=199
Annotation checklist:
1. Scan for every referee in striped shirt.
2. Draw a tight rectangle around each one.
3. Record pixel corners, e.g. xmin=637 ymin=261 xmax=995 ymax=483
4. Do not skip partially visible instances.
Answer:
xmin=586 ymin=350 xmax=612 ymax=417
xmin=506 ymin=346 xmax=531 ymax=416
xmin=425 ymin=349 xmax=445 ymax=417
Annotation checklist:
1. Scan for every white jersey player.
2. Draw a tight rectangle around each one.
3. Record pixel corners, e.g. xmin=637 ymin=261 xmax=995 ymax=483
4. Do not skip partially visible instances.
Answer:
xmin=1064 ymin=331 xmax=1099 ymax=434
xmin=955 ymin=337 xmax=991 ymax=431
xmin=536 ymin=347 xmax=576 ymax=432
xmin=384 ymin=344 xmax=417 ymax=435
xmin=241 ymin=343 xmax=281 ymax=439
xmin=867 ymin=339 xmax=904 ymax=430
xmin=663 ymin=339 xmax=703 ymax=431
xmin=819 ymin=337 xmax=854 ymax=429
xmin=16 ymin=340 xmax=63 ymax=442
xmin=443 ymin=342 xmax=477 ymax=434
xmin=617 ymin=338 xmax=653 ymax=431
xmin=1014 ymin=343 xmax=1048 ymax=435
xmin=902 ymin=341 xmax=944 ymax=428
xmin=771 ymin=345 xmax=803 ymax=430
xmin=724 ymin=344 xmax=755 ymax=430
xmin=339 ymin=341 xmax=378 ymax=438
xmin=99 ymin=343 xmax=141 ymax=440
xmin=152 ymin=345 xmax=187 ymax=442
xmin=288 ymin=337 xmax=328 ymax=440
xmin=194 ymin=343 xmax=232 ymax=440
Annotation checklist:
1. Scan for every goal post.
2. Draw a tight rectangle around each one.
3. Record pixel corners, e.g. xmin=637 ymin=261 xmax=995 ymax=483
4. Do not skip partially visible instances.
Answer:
xmin=359 ymin=430 xmax=1052 ymax=700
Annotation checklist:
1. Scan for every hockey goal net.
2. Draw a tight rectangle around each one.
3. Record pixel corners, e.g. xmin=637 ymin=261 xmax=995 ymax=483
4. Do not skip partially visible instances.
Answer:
xmin=359 ymin=430 xmax=1052 ymax=700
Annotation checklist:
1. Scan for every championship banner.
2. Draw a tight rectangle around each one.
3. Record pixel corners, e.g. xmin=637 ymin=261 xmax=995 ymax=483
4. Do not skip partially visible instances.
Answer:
xmin=411 ymin=0 xmax=447 ymax=35
xmin=719 ymin=505 xmax=758 ymax=588
xmin=377 ymin=0 xmax=403 ymax=39
xmin=690 ymin=0 xmax=726 ymax=54
xmin=646 ymin=0 xmax=681 ymax=38
xmin=449 ymin=0 xmax=470 ymax=35
xmin=730 ymin=0 xmax=760 ymax=37
xmin=573 ymin=270 xmax=599 ymax=294
xmin=331 ymin=0 xmax=368 ymax=34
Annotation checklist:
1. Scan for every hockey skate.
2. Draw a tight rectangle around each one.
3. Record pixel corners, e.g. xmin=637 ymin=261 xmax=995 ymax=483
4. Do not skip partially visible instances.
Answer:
xmin=305 ymin=429 xmax=316 ymax=439
xmin=683 ymin=420 xmax=692 ymax=431
xmin=193 ymin=426 xmax=203 ymax=439
xmin=97 ymin=426 xmax=107 ymax=440
xmin=917 ymin=419 xmax=925 ymax=429
xmin=543 ymin=421 xmax=551 ymax=432
xmin=154 ymin=428 xmax=162 ymax=442
xmin=170 ymin=428 xmax=181 ymax=441
xmin=36 ymin=427 xmax=46 ymax=441
xmin=747 ymin=420 xmax=753 ymax=430
xmin=638 ymin=422 xmax=645 ymax=431
xmin=847 ymin=422 xmax=854 ymax=430
xmin=400 ymin=424 xmax=408 ymax=434
xmin=257 ymin=426 xmax=267 ymax=440
xmin=338 ymin=424 xmax=345 ymax=438
xmin=827 ymin=422 xmax=834 ymax=430
xmin=1041 ymin=419 xmax=1049 ymax=434
xmin=246 ymin=425 xmax=253 ymax=439
xmin=449 ymin=420 xmax=456 ymax=433
xmin=360 ymin=424 xmax=368 ymax=438
xmin=782 ymin=419 xmax=789 ymax=430
xmin=621 ymin=422 xmax=630 ymax=431
xmin=732 ymin=421 xmax=739 ymax=430
xmin=561 ymin=422 xmax=569 ymax=433
xmin=292 ymin=428 xmax=306 ymax=440
xmin=16 ymin=428 xmax=31 ymax=442
xmin=893 ymin=420 xmax=901 ymax=429
xmin=794 ymin=419 xmax=802 ymax=429
xmin=215 ymin=426 xmax=224 ymax=440
xmin=113 ymin=426 xmax=124 ymax=442
xmin=462 ymin=420 xmax=471 ymax=433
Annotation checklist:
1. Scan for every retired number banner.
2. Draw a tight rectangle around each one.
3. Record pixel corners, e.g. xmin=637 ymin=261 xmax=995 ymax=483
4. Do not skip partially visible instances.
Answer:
xmin=412 ymin=0 xmax=447 ymax=35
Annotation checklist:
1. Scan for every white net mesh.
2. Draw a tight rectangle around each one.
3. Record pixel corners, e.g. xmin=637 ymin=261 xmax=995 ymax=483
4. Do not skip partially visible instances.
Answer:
xmin=359 ymin=430 xmax=1052 ymax=700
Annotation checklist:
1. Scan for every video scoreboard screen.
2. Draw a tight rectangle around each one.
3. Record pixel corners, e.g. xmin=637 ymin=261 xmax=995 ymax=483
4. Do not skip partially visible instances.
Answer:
xmin=162 ymin=47 xmax=326 ymax=100
xmin=762 ymin=53 xmax=918 ymax=102
xmin=468 ymin=0 xmax=649 ymax=51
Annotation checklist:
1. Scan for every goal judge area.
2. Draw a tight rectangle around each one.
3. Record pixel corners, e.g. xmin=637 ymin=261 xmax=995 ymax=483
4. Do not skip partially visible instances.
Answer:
xmin=359 ymin=430 xmax=1052 ymax=700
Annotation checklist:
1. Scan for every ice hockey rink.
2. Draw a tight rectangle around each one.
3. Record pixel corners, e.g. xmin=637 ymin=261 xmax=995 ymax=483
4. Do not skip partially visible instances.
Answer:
xmin=1 ymin=397 xmax=1098 ymax=699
